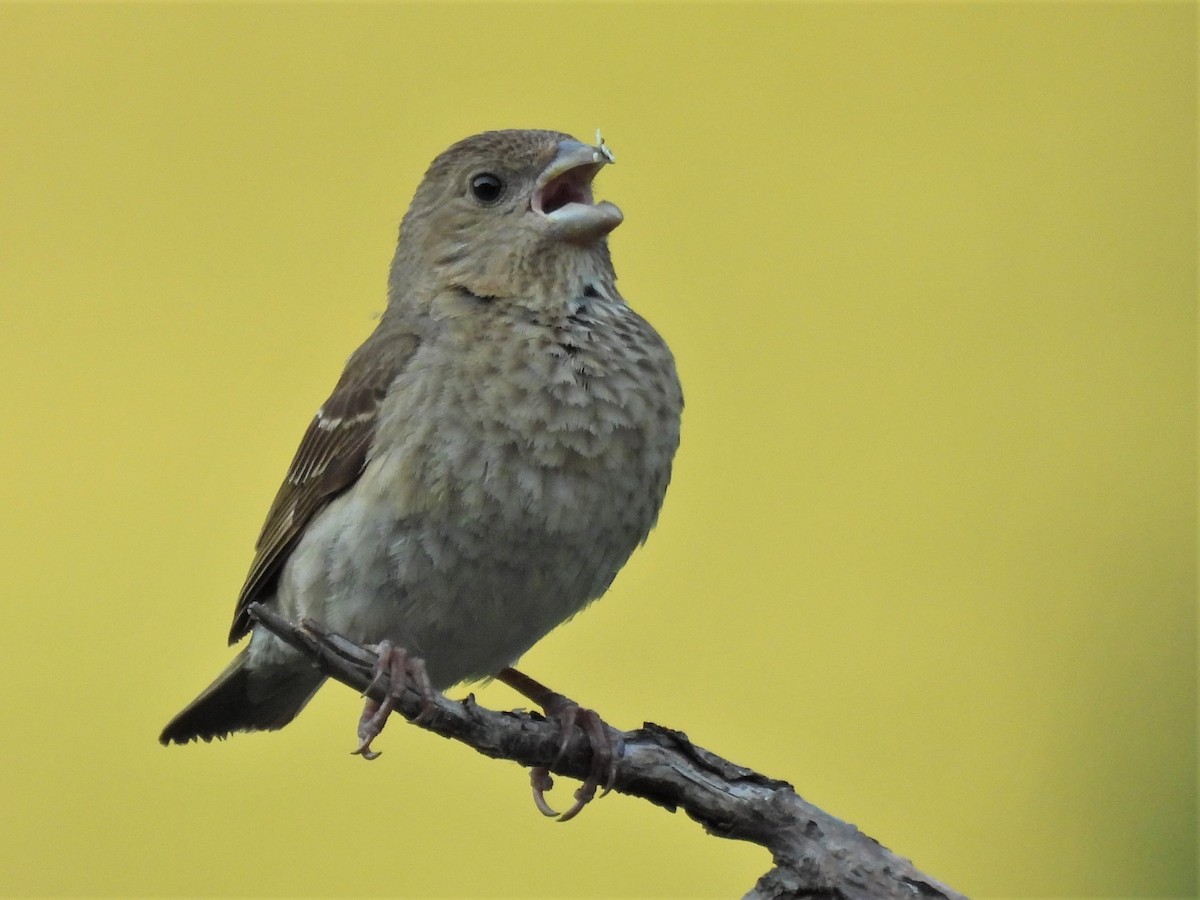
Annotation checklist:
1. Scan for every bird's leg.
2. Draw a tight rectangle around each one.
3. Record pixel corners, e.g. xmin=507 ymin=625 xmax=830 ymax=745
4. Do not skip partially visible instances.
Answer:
xmin=497 ymin=667 xmax=620 ymax=822
xmin=352 ymin=640 xmax=435 ymax=760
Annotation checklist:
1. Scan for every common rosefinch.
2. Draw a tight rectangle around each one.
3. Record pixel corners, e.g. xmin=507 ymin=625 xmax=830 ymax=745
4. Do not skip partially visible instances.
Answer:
xmin=160 ymin=129 xmax=682 ymax=815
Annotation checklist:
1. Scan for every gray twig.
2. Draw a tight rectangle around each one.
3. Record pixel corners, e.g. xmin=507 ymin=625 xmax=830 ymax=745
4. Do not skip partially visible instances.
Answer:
xmin=248 ymin=602 xmax=967 ymax=900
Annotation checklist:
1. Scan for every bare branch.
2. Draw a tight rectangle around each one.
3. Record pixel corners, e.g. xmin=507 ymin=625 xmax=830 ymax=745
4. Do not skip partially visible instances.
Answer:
xmin=249 ymin=603 xmax=967 ymax=900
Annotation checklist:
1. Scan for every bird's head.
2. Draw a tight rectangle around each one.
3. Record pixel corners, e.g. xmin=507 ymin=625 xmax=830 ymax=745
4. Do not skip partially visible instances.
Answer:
xmin=388 ymin=129 xmax=623 ymax=303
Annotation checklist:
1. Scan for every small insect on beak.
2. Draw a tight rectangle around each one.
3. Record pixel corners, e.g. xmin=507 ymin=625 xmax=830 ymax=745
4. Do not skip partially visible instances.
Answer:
xmin=533 ymin=133 xmax=624 ymax=244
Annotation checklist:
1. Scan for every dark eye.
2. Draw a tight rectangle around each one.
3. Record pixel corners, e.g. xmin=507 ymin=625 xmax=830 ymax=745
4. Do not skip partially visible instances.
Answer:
xmin=470 ymin=173 xmax=505 ymax=205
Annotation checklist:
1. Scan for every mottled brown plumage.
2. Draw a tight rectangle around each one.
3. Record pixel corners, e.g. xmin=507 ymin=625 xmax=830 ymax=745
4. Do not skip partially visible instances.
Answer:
xmin=230 ymin=331 xmax=419 ymax=642
xmin=160 ymin=131 xmax=682 ymax=775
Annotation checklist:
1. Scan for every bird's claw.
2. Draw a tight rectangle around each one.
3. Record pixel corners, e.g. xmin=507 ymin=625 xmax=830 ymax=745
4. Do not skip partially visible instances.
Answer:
xmin=525 ymin=706 xmax=615 ymax=822
xmin=353 ymin=693 xmax=388 ymax=759
xmin=555 ymin=705 xmax=618 ymax=821
xmin=351 ymin=641 xmax=435 ymax=759
xmin=530 ymin=767 xmax=559 ymax=817
xmin=497 ymin=667 xmax=620 ymax=821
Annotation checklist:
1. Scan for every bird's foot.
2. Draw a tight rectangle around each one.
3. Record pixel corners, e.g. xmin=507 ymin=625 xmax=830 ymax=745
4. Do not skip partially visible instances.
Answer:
xmin=529 ymin=703 xmax=617 ymax=822
xmin=352 ymin=641 xmax=435 ymax=760
xmin=498 ymin=667 xmax=620 ymax=822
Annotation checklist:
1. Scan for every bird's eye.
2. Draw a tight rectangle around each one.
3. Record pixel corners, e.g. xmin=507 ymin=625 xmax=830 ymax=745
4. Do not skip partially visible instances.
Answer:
xmin=470 ymin=173 xmax=505 ymax=205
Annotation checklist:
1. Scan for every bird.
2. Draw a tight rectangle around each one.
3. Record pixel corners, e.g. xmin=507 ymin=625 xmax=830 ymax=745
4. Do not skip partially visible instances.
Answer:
xmin=159 ymin=129 xmax=683 ymax=817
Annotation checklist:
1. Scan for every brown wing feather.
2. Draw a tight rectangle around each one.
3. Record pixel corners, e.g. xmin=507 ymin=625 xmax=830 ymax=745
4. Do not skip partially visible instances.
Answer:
xmin=228 ymin=329 xmax=420 ymax=643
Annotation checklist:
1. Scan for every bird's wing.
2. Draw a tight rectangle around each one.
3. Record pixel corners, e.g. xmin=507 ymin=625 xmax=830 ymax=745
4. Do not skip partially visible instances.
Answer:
xmin=228 ymin=329 xmax=421 ymax=643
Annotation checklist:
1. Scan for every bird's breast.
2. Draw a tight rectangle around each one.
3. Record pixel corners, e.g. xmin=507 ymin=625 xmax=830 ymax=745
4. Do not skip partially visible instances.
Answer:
xmin=373 ymin=298 xmax=681 ymax=535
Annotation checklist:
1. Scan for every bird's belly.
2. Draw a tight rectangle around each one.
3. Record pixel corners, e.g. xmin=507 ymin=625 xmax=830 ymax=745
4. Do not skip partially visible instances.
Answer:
xmin=275 ymin=456 xmax=651 ymax=689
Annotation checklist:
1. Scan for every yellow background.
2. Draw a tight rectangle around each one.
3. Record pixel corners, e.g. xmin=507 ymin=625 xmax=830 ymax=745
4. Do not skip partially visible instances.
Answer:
xmin=0 ymin=3 xmax=1194 ymax=898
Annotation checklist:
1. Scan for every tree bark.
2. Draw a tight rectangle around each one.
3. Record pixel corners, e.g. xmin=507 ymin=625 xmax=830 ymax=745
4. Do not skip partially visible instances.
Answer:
xmin=248 ymin=603 xmax=967 ymax=900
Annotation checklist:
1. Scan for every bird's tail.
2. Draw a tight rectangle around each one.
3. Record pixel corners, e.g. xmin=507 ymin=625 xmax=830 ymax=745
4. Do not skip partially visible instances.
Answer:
xmin=159 ymin=648 xmax=325 ymax=745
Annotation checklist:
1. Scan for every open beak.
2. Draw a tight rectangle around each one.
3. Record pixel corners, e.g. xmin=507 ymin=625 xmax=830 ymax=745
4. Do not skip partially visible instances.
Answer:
xmin=532 ymin=138 xmax=623 ymax=243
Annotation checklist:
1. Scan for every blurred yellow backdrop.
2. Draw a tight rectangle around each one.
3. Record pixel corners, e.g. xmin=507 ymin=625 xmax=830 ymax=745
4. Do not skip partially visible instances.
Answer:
xmin=0 ymin=3 xmax=1193 ymax=898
